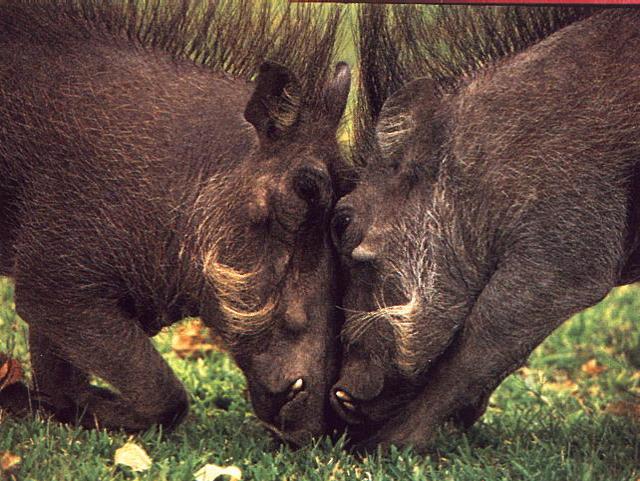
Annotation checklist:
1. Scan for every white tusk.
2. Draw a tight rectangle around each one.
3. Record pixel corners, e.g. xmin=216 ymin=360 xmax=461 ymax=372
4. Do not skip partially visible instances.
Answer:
xmin=334 ymin=389 xmax=352 ymax=402
xmin=351 ymin=245 xmax=377 ymax=262
xmin=290 ymin=378 xmax=304 ymax=392
xmin=341 ymin=400 xmax=357 ymax=412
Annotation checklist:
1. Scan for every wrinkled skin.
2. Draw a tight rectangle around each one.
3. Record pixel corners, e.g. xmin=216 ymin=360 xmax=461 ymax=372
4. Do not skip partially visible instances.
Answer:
xmin=330 ymin=10 xmax=640 ymax=451
xmin=213 ymin=74 xmax=352 ymax=442
xmin=0 ymin=4 xmax=351 ymax=445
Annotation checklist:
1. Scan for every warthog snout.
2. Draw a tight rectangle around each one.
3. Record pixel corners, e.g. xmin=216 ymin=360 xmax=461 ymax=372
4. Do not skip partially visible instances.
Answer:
xmin=248 ymin=375 xmax=318 ymax=446
xmin=237 ymin=315 xmax=341 ymax=444
xmin=205 ymin=60 xmax=352 ymax=443
xmin=331 ymin=353 xmax=384 ymax=424
xmin=331 ymin=352 xmax=419 ymax=438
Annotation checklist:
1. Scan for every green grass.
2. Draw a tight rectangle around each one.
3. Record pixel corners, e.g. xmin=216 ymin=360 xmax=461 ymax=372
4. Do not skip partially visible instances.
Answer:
xmin=1 ymin=276 xmax=639 ymax=481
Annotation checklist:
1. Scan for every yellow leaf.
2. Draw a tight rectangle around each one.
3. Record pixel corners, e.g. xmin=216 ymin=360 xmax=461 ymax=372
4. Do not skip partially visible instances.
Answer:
xmin=580 ymin=359 xmax=606 ymax=377
xmin=587 ymin=384 xmax=601 ymax=397
xmin=114 ymin=442 xmax=152 ymax=472
xmin=194 ymin=463 xmax=242 ymax=481
xmin=542 ymin=380 xmax=578 ymax=393
xmin=0 ymin=451 xmax=21 ymax=472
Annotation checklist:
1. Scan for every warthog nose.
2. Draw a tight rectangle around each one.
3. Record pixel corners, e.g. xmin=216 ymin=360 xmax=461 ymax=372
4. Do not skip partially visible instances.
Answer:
xmin=287 ymin=378 xmax=305 ymax=400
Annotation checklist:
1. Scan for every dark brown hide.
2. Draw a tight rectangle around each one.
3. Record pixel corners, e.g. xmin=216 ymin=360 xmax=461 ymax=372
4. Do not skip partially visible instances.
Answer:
xmin=0 ymin=0 xmax=350 ymax=446
xmin=333 ymin=7 xmax=640 ymax=451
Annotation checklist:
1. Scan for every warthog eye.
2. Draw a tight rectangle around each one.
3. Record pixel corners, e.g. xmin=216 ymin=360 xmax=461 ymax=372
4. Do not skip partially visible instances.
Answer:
xmin=331 ymin=207 xmax=352 ymax=246
xmin=292 ymin=166 xmax=331 ymax=209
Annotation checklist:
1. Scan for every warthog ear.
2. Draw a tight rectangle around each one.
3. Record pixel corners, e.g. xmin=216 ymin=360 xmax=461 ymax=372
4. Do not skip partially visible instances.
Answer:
xmin=245 ymin=61 xmax=302 ymax=142
xmin=376 ymin=77 xmax=442 ymax=178
xmin=322 ymin=62 xmax=351 ymax=129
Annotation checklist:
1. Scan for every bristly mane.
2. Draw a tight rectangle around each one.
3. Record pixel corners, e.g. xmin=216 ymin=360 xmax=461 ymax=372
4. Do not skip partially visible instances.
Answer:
xmin=1 ymin=0 xmax=342 ymax=111
xmin=351 ymin=5 xmax=595 ymax=166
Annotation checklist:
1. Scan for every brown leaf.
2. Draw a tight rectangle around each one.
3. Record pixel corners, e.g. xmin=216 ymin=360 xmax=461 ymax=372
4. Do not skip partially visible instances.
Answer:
xmin=0 ymin=354 xmax=23 ymax=391
xmin=517 ymin=366 xmax=533 ymax=378
xmin=605 ymin=401 xmax=640 ymax=420
xmin=0 ymin=451 xmax=21 ymax=473
xmin=172 ymin=319 xmax=226 ymax=359
xmin=517 ymin=366 xmax=545 ymax=381
xmin=543 ymin=379 xmax=578 ymax=393
xmin=580 ymin=359 xmax=606 ymax=377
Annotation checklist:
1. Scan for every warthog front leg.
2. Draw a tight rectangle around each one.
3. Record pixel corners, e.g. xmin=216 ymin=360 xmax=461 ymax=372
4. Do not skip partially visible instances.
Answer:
xmin=15 ymin=296 xmax=189 ymax=431
xmin=28 ymin=328 xmax=91 ymax=412
xmin=355 ymin=256 xmax=614 ymax=452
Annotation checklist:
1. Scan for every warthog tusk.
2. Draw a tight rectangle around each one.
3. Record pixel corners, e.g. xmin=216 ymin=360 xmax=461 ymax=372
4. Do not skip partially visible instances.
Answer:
xmin=290 ymin=378 xmax=304 ymax=393
xmin=341 ymin=400 xmax=356 ymax=412
xmin=335 ymin=389 xmax=352 ymax=402
xmin=351 ymin=245 xmax=377 ymax=262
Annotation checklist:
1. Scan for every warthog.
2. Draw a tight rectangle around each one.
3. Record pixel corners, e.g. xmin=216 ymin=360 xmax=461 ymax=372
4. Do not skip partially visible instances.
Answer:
xmin=330 ymin=6 xmax=639 ymax=450
xmin=0 ymin=0 xmax=351 ymax=445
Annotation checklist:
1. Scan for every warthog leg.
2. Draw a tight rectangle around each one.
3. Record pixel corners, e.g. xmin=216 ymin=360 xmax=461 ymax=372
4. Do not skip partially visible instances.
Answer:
xmin=14 ymin=296 xmax=189 ymax=432
xmin=355 ymin=254 xmax=614 ymax=452
xmin=28 ymin=328 xmax=91 ymax=412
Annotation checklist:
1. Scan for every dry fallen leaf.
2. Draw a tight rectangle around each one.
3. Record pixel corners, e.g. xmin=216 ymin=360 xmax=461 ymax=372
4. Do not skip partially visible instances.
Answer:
xmin=0 ymin=451 xmax=21 ymax=473
xmin=581 ymin=359 xmax=606 ymax=377
xmin=605 ymin=401 xmax=640 ymax=420
xmin=194 ymin=463 xmax=242 ymax=481
xmin=542 ymin=379 xmax=578 ymax=393
xmin=114 ymin=442 xmax=152 ymax=472
xmin=517 ymin=366 xmax=545 ymax=380
xmin=587 ymin=384 xmax=601 ymax=397
xmin=172 ymin=319 xmax=225 ymax=358
xmin=0 ymin=353 xmax=23 ymax=391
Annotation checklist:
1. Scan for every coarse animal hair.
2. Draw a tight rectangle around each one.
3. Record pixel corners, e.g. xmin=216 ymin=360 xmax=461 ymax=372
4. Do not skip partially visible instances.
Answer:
xmin=341 ymin=213 xmax=433 ymax=373
xmin=182 ymin=171 xmax=279 ymax=343
xmin=1 ymin=0 xmax=344 ymax=344
xmin=0 ymin=0 xmax=342 ymax=115
xmin=351 ymin=5 xmax=595 ymax=168
xmin=341 ymin=177 xmax=495 ymax=375
xmin=0 ymin=0 xmax=349 ymax=438
xmin=343 ymin=5 xmax=600 ymax=367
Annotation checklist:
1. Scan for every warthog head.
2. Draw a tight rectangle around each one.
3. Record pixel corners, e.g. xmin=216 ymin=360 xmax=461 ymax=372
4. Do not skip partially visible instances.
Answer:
xmin=328 ymin=78 xmax=467 ymax=439
xmin=193 ymin=61 xmax=352 ymax=445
